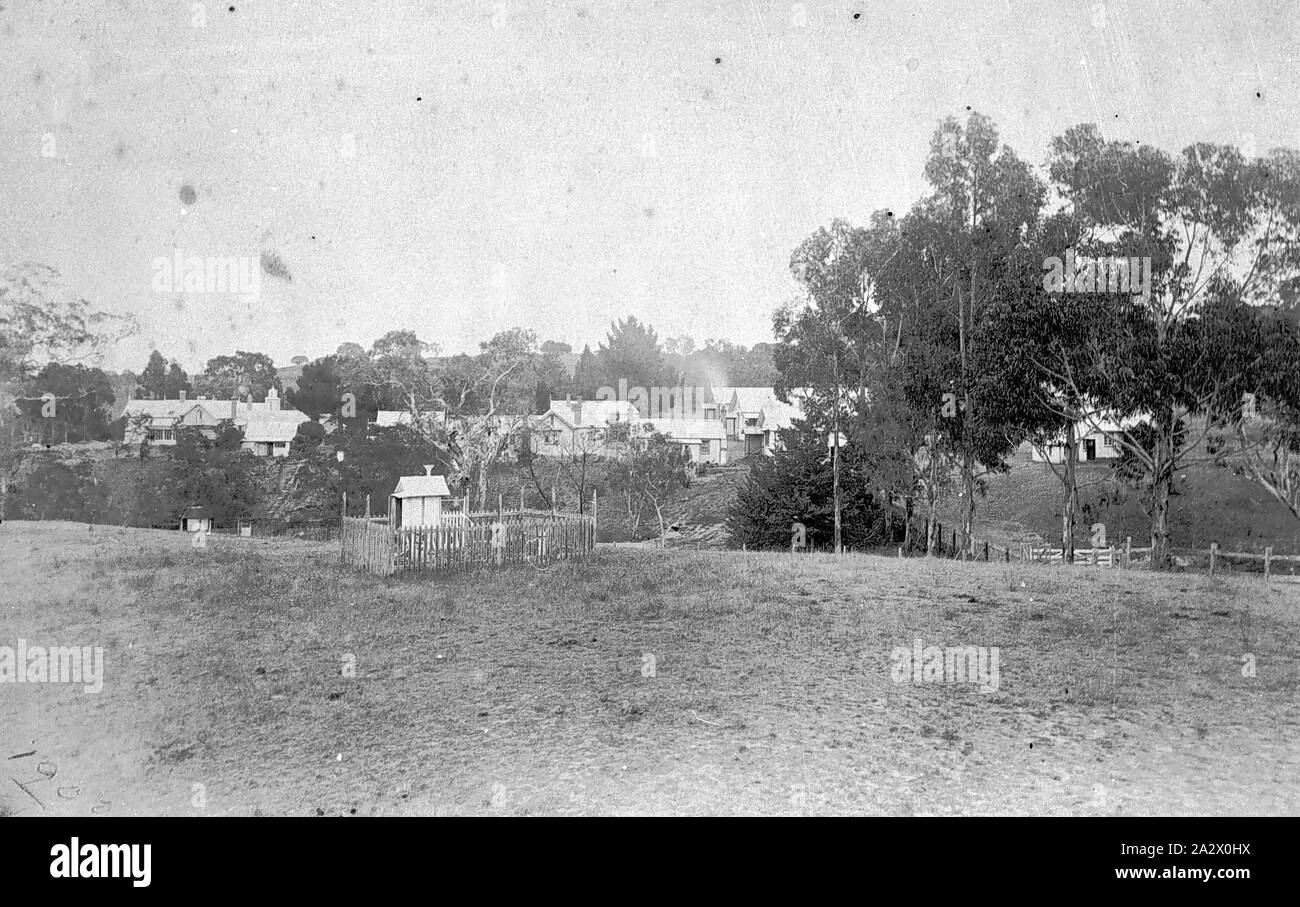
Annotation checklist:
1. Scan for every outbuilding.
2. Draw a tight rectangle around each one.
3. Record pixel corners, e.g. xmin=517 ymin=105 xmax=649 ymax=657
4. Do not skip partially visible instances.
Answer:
xmin=181 ymin=505 xmax=213 ymax=533
xmin=388 ymin=466 xmax=452 ymax=529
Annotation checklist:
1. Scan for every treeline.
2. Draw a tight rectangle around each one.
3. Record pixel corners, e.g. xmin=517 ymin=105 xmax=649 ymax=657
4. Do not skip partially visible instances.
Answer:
xmin=1 ymin=316 xmax=778 ymax=447
xmin=7 ymin=420 xmax=449 ymax=529
xmin=732 ymin=113 xmax=1300 ymax=568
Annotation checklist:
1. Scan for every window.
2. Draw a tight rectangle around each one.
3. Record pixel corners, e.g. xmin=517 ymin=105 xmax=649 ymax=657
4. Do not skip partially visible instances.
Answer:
xmin=147 ymin=428 xmax=174 ymax=441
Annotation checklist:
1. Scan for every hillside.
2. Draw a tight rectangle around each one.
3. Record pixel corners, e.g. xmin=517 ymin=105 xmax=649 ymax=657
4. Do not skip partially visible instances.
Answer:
xmin=941 ymin=444 xmax=1300 ymax=555
xmin=3 ymin=521 xmax=1296 ymax=816
xmin=484 ymin=458 xmax=754 ymax=547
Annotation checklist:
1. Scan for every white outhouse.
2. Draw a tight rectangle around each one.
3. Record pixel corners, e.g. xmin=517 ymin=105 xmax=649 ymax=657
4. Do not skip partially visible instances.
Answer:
xmin=388 ymin=466 xmax=452 ymax=529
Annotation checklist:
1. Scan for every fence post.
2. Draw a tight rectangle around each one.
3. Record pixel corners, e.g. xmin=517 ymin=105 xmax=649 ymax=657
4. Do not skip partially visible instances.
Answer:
xmin=1265 ymin=546 xmax=1273 ymax=582
xmin=1108 ymin=545 xmax=1115 ymax=569
xmin=982 ymin=541 xmax=988 ymax=562
xmin=1124 ymin=536 xmax=1132 ymax=569
xmin=1209 ymin=542 xmax=1218 ymax=577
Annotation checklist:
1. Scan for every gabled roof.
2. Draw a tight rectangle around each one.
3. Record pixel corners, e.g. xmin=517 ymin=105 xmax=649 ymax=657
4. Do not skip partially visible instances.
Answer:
xmin=375 ymin=410 xmax=412 ymax=427
xmin=241 ymin=418 xmax=304 ymax=444
xmin=642 ymin=418 xmax=728 ymax=441
xmin=760 ymin=399 xmax=803 ymax=430
xmin=124 ymin=395 xmax=307 ymax=433
xmin=547 ymin=399 xmax=640 ymax=425
xmin=534 ymin=408 xmax=577 ymax=430
xmin=728 ymin=387 xmax=782 ymax=414
xmin=390 ymin=474 xmax=452 ymax=499
xmin=122 ymin=399 xmax=230 ymax=421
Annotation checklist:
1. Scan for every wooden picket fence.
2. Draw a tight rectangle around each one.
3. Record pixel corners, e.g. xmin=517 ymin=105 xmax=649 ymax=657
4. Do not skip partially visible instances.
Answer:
xmin=341 ymin=509 xmax=595 ymax=577
xmin=340 ymin=516 xmax=397 ymax=575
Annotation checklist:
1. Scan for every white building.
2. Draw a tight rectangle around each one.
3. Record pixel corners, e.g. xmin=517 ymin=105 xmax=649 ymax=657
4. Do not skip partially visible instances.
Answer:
xmin=388 ymin=466 xmax=453 ymax=529
xmin=1029 ymin=414 xmax=1137 ymax=464
xmin=122 ymin=388 xmax=308 ymax=457
xmin=713 ymin=387 xmax=807 ymax=457
xmin=530 ymin=398 xmax=642 ymax=457
xmin=642 ymin=418 xmax=729 ymax=465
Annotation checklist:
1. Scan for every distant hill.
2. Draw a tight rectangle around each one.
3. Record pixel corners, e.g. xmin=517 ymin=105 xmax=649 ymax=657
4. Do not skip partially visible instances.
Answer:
xmin=276 ymin=364 xmax=304 ymax=391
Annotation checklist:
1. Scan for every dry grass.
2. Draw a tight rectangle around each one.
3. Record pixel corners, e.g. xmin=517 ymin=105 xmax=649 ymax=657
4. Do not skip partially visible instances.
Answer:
xmin=1 ymin=521 xmax=1298 ymax=816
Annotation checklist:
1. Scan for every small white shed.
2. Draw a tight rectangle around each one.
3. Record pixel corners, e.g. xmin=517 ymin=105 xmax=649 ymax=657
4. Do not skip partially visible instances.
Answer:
xmin=181 ymin=505 xmax=213 ymax=533
xmin=389 ymin=466 xmax=452 ymax=529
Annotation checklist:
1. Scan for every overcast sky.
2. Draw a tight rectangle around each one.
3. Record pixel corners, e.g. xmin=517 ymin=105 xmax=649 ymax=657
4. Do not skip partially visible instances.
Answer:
xmin=2 ymin=0 xmax=1297 ymax=373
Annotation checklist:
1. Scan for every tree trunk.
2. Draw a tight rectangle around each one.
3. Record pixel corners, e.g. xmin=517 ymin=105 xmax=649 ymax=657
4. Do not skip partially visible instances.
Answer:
xmin=925 ymin=448 xmax=940 ymax=556
xmin=832 ymin=357 xmax=843 ymax=555
xmin=959 ymin=169 xmax=977 ymax=560
xmin=1061 ymin=421 xmax=1077 ymax=564
xmin=1149 ymin=421 xmax=1174 ymax=569
xmin=960 ymin=449 xmax=975 ymax=560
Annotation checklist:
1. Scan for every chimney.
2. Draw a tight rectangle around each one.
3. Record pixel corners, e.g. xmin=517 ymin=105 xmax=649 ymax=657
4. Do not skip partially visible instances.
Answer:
xmin=179 ymin=390 xmax=186 ymax=401
xmin=423 ymin=464 xmax=435 ymax=476
xmin=231 ymin=399 xmax=237 ymax=420
xmin=266 ymin=387 xmax=279 ymax=412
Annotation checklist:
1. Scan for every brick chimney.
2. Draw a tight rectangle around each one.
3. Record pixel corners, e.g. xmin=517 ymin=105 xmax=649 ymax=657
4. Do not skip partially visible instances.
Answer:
xmin=179 ymin=390 xmax=186 ymax=401
xmin=266 ymin=388 xmax=279 ymax=412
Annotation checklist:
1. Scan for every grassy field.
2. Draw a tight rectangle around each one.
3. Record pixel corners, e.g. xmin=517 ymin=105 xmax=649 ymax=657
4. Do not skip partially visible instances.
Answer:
xmin=2 ymin=521 xmax=1298 ymax=816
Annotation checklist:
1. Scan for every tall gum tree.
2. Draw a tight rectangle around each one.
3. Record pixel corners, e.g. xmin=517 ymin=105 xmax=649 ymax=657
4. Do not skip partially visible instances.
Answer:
xmin=1043 ymin=126 xmax=1300 ymax=568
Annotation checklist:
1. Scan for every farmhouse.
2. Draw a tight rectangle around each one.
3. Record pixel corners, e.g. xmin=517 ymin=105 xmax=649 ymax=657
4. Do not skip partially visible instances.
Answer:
xmin=530 ymin=398 xmax=641 ymax=457
xmin=1030 ymin=415 xmax=1134 ymax=464
xmin=712 ymin=387 xmax=806 ymax=457
xmin=122 ymin=388 xmax=309 ymax=457
xmin=388 ymin=466 xmax=453 ymax=529
xmin=642 ymin=418 xmax=729 ymax=465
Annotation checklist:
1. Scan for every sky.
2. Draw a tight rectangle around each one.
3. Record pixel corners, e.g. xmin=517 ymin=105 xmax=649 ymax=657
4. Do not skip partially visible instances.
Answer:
xmin=2 ymin=0 xmax=1298 ymax=373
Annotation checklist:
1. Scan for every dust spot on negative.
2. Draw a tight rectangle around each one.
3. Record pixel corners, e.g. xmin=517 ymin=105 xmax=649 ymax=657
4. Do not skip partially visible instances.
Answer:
xmin=173 ymin=298 xmax=186 ymax=312
xmin=114 ymin=142 xmax=127 ymax=158
xmin=906 ymin=57 xmax=919 ymax=72
xmin=260 ymin=250 xmax=292 ymax=281
xmin=644 ymin=207 xmax=655 ymax=218
xmin=179 ymin=184 xmax=197 ymax=206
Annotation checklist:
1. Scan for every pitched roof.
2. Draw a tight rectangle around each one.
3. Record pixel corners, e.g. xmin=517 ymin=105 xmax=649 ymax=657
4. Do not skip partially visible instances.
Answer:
xmin=642 ymin=418 xmax=727 ymax=441
xmin=760 ymin=398 xmax=803 ymax=430
xmin=241 ymin=417 xmax=304 ymax=444
xmin=728 ymin=387 xmax=782 ymax=413
xmin=122 ymin=399 xmax=229 ymax=420
xmin=390 ymin=474 xmax=452 ymax=499
xmin=547 ymin=399 xmax=640 ymax=425
xmin=375 ymin=410 xmax=412 ymax=427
